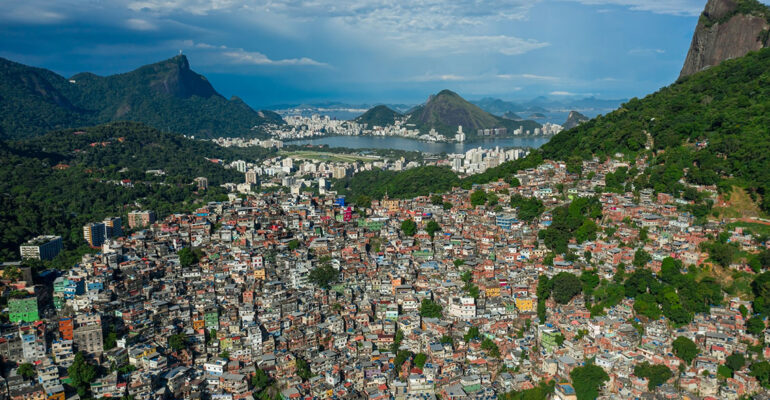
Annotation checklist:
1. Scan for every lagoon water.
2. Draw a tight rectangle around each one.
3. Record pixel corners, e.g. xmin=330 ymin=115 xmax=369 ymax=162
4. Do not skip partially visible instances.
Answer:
xmin=290 ymin=135 xmax=552 ymax=153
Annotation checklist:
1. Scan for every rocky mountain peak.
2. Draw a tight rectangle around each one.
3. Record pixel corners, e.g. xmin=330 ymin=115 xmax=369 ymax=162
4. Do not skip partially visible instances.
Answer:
xmin=680 ymin=0 xmax=770 ymax=78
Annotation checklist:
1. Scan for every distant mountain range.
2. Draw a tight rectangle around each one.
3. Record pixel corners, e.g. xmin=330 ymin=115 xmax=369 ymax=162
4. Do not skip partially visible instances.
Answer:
xmin=502 ymin=111 xmax=523 ymax=121
xmin=270 ymin=95 xmax=625 ymax=125
xmin=351 ymin=90 xmax=543 ymax=139
xmin=269 ymin=102 xmax=414 ymax=119
xmin=471 ymin=96 xmax=626 ymax=116
xmin=0 ymin=55 xmax=283 ymax=139
xmin=402 ymin=90 xmax=541 ymax=138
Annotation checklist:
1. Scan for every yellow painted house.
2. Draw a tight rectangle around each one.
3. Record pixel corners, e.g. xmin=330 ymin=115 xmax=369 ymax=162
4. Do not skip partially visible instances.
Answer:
xmin=515 ymin=298 xmax=535 ymax=313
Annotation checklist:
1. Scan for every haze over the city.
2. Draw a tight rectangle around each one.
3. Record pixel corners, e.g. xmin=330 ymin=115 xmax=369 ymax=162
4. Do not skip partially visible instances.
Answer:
xmin=0 ymin=0 xmax=714 ymax=107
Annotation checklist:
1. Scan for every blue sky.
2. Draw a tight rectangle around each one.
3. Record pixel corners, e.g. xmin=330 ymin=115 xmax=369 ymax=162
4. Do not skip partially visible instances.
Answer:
xmin=0 ymin=0 xmax=725 ymax=107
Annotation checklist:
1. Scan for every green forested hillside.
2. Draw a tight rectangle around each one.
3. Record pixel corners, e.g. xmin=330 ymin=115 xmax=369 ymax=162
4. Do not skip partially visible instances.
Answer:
xmin=354 ymin=105 xmax=403 ymax=127
xmin=0 ymin=55 xmax=283 ymax=139
xmin=541 ymin=47 xmax=770 ymax=208
xmin=0 ymin=58 xmax=89 ymax=136
xmin=336 ymin=48 xmax=770 ymax=206
xmin=0 ymin=122 xmax=276 ymax=261
xmin=332 ymin=166 xmax=461 ymax=200
xmin=406 ymin=90 xmax=541 ymax=138
xmin=332 ymin=154 xmax=543 ymax=201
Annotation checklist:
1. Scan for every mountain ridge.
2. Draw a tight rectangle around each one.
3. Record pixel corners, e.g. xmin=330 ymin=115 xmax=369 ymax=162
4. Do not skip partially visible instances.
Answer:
xmin=0 ymin=55 xmax=283 ymax=139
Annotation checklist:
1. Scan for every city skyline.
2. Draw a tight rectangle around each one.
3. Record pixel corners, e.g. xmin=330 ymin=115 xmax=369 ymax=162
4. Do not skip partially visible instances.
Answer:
xmin=0 ymin=0 xmax=724 ymax=107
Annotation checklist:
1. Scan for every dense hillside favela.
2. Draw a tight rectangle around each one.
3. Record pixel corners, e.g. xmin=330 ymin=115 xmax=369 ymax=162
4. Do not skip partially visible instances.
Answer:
xmin=4 ymin=0 xmax=770 ymax=400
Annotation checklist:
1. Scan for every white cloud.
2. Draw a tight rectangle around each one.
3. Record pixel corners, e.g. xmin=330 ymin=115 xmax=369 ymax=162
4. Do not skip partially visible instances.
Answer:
xmin=126 ymin=18 xmax=158 ymax=31
xmin=222 ymin=49 xmax=328 ymax=67
xmin=121 ymin=0 xmax=548 ymax=57
xmin=409 ymin=72 xmax=562 ymax=84
xmin=495 ymin=73 xmax=560 ymax=82
xmin=192 ymin=42 xmax=226 ymax=49
xmin=1 ymin=4 xmax=67 ymax=24
xmin=567 ymin=0 xmax=703 ymax=16
xmin=400 ymin=35 xmax=549 ymax=56
xmin=127 ymin=0 xmax=242 ymax=15
xmin=628 ymin=48 xmax=665 ymax=55
xmin=550 ymin=90 xmax=601 ymax=96
xmin=521 ymin=74 xmax=560 ymax=81
xmin=2 ymin=0 xmax=551 ymax=62
xmin=409 ymin=74 xmax=472 ymax=82
xmin=171 ymin=40 xmax=328 ymax=67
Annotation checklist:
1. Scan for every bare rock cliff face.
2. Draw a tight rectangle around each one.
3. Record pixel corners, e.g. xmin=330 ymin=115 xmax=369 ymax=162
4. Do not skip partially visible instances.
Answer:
xmin=680 ymin=0 xmax=770 ymax=78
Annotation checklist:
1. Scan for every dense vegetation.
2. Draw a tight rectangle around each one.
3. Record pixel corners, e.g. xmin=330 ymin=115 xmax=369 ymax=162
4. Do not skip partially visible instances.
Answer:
xmin=419 ymin=298 xmax=443 ymax=318
xmin=539 ymin=272 xmax=583 ymax=305
xmin=308 ymin=264 xmax=340 ymax=290
xmin=535 ymin=255 xmax=728 ymax=327
xmin=633 ymin=362 xmax=673 ymax=390
xmin=569 ymin=364 xmax=609 ymax=400
xmin=539 ymin=197 xmax=602 ymax=254
xmin=401 ymin=219 xmax=417 ymax=237
xmin=583 ymin=257 xmax=723 ymax=325
xmin=338 ymin=48 xmax=770 ymax=207
xmin=332 ymin=166 xmax=461 ymax=200
xmin=283 ymin=144 xmax=427 ymax=163
xmin=509 ymin=195 xmax=544 ymax=222
xmin=499 ymin=381 xmax=555 ymax=400
xmin=752 ymin=271 xmax=770 ymax=316
xmin=672 ymin=336 xmax=698 ymax=365
xmin=0 ymin=55 xmax=282 ymax=139
xmin=68 ymin=352 xmax=98 ymax=397
xmin=353 ymin=105 xmax=403 ymax=127
xmin=0 ymin=122 xmax=274 ymax=261
xmin=541 ymin=47 xmax=770 ymax=211
xmin=333 ymin=152 xmax=544 ymax=201
xmin=751 ymin=361 xmax=770 ymax=388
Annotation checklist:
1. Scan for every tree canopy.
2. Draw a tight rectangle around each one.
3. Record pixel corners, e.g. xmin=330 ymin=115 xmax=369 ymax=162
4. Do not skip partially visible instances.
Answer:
xmin=633 ymin=362 xmax=672 ymax=390
xmin=401 ymin=219 xmax=417 ymax=237
xmin=68 ymin=352 xmax=98 ymax=397
xmin=551 ymin=272 xmax=583 ymax=304
xmin=672 ymin=336 xmax=698 ymax=365
xmin=470 ymin=189 xmax=488 ymax=206
xmin=17 ymin=363 xmax=35 ymax=380
xmin=308 ymin=265 xmax=340 ymax=290
xmin=419 ymin=298 xmax=443 ymax=318
xmin=570 ymin=364 xmax=609 ymax=400
xmin=539 ymin=197 xmax=602 ymax=254
xmin=510 ymin=195 xmax=545 ymax=222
